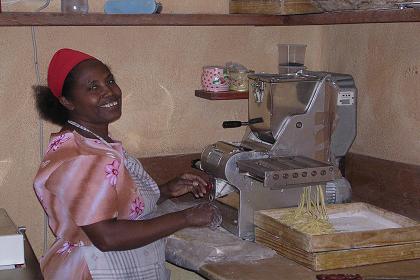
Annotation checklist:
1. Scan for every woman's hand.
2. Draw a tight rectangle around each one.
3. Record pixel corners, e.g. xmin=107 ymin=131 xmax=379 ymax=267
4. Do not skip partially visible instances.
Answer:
xmin=182 ymin=203 xmax=222 ymax=229
xmin=159 ymin=173 xmax=209 ymax=200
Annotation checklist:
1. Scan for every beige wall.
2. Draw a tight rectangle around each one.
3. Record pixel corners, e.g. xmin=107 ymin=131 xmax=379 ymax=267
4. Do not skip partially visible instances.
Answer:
xmin=322 ymin=23 xmax=420 ymax=165
xmin=0 ymin=0 xmax=419 ymax=272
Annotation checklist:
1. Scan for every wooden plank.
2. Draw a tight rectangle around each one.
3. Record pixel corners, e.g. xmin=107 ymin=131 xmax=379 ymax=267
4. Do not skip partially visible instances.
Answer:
xmin=1 ymin=10 xmax=420 ymax=26
xmin=255 ymin=228 xmax=316 ymax=268
xmin=200 ymin=256 xmax=420 ymax=280
xmin=254 ymin=208 xmax=313 ymax=251
xmin=315 ymin=242 xmax=420 ymax=271
xmin=256 ymin=227 xmax=420 ymax=271
xmin=310 ymin=225 xmax=420 ymax=252
xmin=0 ymin=12 xmax=284 ymax=26
xmin=139 ymin=153 xmax=203 ymax=185
xmin=346 ymin=153 xmax=420 ymax=222
xmin=283 ymin=8 xmax=420 ymax=25
xmin=255 ymin=203 xmax=420 ymax=253
xmin=229 ymin=0 xmax=321 ymax=15
xmin=216 ymin=192 xmax=240 ymax=209
xmin=195 ymin=90 xmax=249 ymax=100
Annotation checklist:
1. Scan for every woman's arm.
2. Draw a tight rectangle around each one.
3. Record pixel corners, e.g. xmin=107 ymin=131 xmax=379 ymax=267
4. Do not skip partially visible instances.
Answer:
xmin=81 ymin=203 xmax=215 ymax=252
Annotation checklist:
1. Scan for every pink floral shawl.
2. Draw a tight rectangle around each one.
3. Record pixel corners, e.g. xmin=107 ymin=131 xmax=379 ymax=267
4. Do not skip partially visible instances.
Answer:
xmin=33 ymin=131 xmax=144 ymax=280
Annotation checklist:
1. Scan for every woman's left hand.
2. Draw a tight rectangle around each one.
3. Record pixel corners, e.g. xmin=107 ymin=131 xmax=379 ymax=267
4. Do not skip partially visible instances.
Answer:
xmin=160 ymin=173 xmax=209 ymax=199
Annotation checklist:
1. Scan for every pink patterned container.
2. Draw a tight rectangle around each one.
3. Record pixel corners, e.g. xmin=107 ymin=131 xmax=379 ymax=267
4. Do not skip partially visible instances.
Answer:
xmin=201 ymin=66 xmax=229 ymax=92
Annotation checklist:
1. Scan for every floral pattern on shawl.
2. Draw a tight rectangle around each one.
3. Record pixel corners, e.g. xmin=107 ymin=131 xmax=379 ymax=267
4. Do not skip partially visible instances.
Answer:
xmin=47 ymin=134 xmax=70 ymax=153
xmin=105 ymin=160 xmax=120 ymax=186
xmin=129 ymin=197 xmax=145 ymax=220
xmin=56 ymin=240 xmax=85 ymax=256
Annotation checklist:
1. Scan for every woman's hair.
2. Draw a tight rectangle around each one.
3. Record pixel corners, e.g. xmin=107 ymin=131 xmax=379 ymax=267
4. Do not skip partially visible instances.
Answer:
xmin=33 ymin=68 xmax=77 ymax=126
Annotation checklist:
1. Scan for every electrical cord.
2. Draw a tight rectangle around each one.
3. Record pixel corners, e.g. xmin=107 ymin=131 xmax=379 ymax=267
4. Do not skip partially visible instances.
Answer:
xmin=36 ymin=0 xmax=50 ymax=11
xmin=30 ymin=0 xmax=51 ymax=255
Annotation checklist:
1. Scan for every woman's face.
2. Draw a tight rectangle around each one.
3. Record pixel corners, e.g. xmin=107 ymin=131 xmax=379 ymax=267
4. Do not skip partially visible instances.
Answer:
xmin=63 ymin=59 xmax=122 ymax=126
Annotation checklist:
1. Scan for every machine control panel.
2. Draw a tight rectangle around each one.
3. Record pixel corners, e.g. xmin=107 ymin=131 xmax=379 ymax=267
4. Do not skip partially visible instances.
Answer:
xmin=337 ymin=90 xmax=355 ymax=106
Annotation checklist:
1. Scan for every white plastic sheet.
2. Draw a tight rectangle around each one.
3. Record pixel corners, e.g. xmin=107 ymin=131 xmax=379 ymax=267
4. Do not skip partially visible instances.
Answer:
xmin=157 ymin=199 xmax=276 ymax=271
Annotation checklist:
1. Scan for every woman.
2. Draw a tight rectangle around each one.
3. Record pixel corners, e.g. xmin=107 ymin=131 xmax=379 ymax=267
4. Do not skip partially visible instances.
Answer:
xmin=33 ymin=48 xmax=219 ymax=280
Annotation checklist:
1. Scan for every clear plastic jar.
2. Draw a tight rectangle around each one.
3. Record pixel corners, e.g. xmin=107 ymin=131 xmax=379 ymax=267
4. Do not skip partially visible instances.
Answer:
xmin=61 ymin=0 xmax=89 ymax=13
xmin=228 ymin=69 xmax=254 ymax=92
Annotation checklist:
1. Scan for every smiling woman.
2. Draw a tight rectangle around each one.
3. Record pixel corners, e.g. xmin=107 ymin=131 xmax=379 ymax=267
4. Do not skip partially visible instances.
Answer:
xmin=32 ymin=48 xmax=221 ymax=280
xmin=34 ymin=49 xmax=123 ymax=142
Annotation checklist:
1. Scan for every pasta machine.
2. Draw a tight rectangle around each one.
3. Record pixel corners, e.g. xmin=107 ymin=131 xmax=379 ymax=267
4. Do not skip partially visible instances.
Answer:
xmin=200 ymin=71 xmax=357 ymax=240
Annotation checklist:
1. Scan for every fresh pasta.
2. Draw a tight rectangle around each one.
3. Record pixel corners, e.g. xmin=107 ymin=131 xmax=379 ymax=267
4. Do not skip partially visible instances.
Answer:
xmin=280 ymin=185 xmax=334 ymax=235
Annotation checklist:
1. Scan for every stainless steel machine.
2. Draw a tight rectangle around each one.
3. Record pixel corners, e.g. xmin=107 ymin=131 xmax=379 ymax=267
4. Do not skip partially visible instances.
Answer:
xmin=200 ymin=71 xmax=357 ymax=240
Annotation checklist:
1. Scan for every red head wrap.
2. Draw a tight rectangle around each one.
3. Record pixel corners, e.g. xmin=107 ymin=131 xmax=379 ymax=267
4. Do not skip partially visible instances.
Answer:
xmin=47 ymin=48 xmax=95 ymax=98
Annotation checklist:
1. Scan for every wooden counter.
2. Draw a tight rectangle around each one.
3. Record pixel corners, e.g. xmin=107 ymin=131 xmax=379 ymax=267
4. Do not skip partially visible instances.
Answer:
xmin=199 ymin=256 xmax=420 ymax=280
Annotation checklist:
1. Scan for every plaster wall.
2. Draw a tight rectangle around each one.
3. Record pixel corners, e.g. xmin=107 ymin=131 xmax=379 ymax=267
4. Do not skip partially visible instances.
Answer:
xmin=321 ymin=23 xmax=420 ymax=165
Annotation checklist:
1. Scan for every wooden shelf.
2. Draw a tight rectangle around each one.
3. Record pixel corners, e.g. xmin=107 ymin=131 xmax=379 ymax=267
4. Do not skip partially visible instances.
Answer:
xmin=284 ymin=8 xmax=420 ymax=25
xmin=0 ymin=12 xmax=284 ymax=26
xmin=195 ymin=90 xmax=249 ymax=100
xmin=1 ymin=9 xmax=420 ymax=26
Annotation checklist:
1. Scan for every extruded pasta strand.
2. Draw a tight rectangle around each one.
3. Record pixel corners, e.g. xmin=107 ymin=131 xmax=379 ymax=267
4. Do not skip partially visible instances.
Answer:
xmin=279 ymin=185 xmax=334 ymax=235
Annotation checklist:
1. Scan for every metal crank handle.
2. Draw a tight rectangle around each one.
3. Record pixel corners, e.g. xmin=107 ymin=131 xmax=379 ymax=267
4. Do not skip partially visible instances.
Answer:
xmin=222 ymin=117 xmax=263 ymax=128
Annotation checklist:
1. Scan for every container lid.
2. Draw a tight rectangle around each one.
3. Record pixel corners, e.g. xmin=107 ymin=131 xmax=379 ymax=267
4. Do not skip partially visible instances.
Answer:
xmin=248 ymin=72 xmax=319 ymax=83
xmin=229 ymin=68 xmax=254 ymax=73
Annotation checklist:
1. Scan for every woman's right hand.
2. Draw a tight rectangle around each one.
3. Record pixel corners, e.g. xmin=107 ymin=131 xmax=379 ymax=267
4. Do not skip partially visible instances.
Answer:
xmin=182 ymin=203 xmax=222 ymax=229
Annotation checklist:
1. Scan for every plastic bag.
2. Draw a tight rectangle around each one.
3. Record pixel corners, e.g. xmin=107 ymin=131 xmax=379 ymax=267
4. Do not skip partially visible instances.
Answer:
xmin=157 ymin=199 xmax=276 ymax=271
